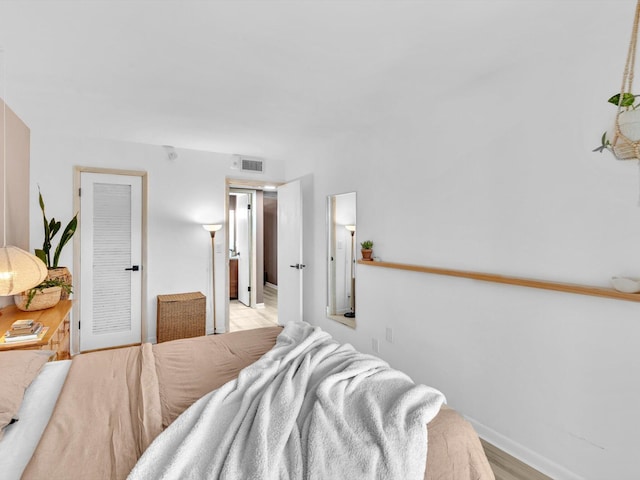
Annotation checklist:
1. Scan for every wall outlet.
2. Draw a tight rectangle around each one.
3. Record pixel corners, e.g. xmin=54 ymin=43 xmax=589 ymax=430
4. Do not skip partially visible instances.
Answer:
xmin=385 ymin=327 xmax=394 ymax=344
xmin=372 ymin=338 xmax=380 ymax=353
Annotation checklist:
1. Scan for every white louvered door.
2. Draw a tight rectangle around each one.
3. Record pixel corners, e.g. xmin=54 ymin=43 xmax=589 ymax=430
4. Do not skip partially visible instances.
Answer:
xmin=80 ymin=173 xmax=142 ymax=351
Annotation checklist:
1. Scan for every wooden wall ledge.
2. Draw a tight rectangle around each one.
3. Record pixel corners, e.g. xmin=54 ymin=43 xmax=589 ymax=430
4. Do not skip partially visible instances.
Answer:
xmin=357 ymin=260 xmax=640 ymax=303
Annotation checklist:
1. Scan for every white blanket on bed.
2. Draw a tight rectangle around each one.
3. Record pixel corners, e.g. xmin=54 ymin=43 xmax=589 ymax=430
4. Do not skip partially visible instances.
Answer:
xmin=128 ymin=321 xmax=445 ymax=480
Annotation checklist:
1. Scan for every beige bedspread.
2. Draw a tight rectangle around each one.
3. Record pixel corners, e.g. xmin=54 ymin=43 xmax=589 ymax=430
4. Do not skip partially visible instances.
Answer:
xmin=22 ymin=327 xmax=494 ymax=480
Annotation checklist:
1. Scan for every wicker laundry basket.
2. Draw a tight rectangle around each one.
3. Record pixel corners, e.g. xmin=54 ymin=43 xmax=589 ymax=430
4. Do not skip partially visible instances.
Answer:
xmin=157 ymin=292 xmax=206 ymax=343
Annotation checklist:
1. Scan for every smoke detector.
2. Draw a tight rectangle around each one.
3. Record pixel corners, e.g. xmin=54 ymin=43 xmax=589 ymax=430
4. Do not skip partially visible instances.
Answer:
xmin=163 ymin=145 xmax=178 ymax=161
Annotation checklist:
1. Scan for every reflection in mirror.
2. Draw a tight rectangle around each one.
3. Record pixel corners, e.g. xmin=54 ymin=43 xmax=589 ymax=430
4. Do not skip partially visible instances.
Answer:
xmin=327 ymin=192 xmax=356 ymax=328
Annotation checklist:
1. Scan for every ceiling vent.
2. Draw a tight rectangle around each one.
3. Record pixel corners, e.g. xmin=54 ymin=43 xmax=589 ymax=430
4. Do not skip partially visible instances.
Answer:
xmin=232 ymin=155 xmax=265 ymax=174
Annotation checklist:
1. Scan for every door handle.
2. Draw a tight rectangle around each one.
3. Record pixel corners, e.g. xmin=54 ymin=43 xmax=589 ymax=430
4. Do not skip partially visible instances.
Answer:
xmin=289 ymin=264 xmax=306 ymax=269
xmin=125 ymin=265 xmax=140 ymax=271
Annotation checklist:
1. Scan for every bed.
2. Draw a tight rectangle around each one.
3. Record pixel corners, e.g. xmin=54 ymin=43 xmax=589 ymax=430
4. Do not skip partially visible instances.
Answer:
xmin=0 ymin=323 xmax=494 ymax=479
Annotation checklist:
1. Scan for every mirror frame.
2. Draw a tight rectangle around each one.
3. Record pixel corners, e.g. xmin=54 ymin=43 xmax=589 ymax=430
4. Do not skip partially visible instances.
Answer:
xmin=326 ymin=192 xmax=356 ymax=328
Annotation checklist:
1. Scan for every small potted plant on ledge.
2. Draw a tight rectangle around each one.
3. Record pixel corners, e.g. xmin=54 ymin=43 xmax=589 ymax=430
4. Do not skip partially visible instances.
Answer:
xmin=34 ymin=187 xmax=78 ymax=300
xmin=360 ymin=240 xmax=374 ymax=261
xmin=14 ymin=277 xmax=73 ymax=312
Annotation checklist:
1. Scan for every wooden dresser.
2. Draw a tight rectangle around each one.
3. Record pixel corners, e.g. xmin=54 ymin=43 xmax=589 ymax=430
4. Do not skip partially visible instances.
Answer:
xmin=0 ymin=300 xmax=72 ymax=360
xmin=229 ymin=258 xmax=238 ymax=299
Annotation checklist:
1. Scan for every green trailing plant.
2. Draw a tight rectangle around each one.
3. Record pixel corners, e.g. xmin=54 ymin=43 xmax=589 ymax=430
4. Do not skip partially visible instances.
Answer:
xmin=34 ymin=188 xmax=78 ymax=269
xmin=593 ymin=131 xmax=613 ymax=153
xmin=608 ymin=92 xmax=639 ymax=109
xmin=360 ymin=240 xmax=374 ymax=250
xmin=594 ymin=92 xmax=640 ymax=153
xmin=24 ymin=278 xmax=73 ymax=309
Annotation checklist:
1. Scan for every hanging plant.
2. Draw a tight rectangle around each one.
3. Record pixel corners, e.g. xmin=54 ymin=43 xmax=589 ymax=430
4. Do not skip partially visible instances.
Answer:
xmin=595 ymin=1 xmax=640 ymax=160
xmin=34 ymin=187 xmax=78 ymax=269
xmin=594 ymin=93 xmax=640 ymax=154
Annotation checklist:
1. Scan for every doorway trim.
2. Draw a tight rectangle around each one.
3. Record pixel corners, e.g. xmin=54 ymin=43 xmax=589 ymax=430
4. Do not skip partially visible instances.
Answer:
xmin=224 ymin=177 xmax=283 ymax=332
xmin=72 ymin=166 xmax=148 ymax=355
xmin=229 ymin=188 xmax=255 ymax=308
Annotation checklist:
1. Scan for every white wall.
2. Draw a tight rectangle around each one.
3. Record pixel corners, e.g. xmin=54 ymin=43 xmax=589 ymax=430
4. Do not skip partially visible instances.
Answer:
xmin=285 ymin=4 xmax=640 ymax=479
xmin=29 ymin=133 xmax=284 ymax=344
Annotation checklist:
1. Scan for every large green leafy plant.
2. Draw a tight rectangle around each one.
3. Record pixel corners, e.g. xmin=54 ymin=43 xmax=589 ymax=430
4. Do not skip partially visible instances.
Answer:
xmin=34 ymin=188 xmax=78 ymax=269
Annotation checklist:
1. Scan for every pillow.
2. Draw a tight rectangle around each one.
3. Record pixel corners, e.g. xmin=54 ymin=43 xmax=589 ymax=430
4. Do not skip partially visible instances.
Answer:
xmin=0 ymin=350 xmax=54 ymax=440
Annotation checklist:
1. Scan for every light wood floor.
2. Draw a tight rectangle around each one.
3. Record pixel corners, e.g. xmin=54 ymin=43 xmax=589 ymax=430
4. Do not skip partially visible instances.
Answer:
xmin=482 ymin=440 xmax=552 ymax=480
xmin=229 ymin=284 xmax=278 ymax=331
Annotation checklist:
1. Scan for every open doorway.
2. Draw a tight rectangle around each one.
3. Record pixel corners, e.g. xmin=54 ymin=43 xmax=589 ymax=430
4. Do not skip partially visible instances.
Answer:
xmin=228 ymin=186 xmax=278 ymax=331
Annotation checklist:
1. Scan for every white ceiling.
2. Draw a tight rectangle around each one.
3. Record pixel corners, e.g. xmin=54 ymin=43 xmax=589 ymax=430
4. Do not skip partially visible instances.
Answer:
xmin=0 ymin=1 xmax=631 ymax=160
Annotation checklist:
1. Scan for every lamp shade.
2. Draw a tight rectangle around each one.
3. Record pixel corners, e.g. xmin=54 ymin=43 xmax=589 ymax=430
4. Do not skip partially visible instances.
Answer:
xmin=345 ymin=225 xmax=356 ymax=232
xmin=202 ymin=224 xmax=223 ymax=232
xmin=0 ymin=246 xmax=48 ymax=295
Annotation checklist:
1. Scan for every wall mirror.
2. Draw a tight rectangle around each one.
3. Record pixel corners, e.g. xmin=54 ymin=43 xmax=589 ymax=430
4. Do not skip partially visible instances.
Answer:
xmin=326 ymin=192 xmax=356 ymax=328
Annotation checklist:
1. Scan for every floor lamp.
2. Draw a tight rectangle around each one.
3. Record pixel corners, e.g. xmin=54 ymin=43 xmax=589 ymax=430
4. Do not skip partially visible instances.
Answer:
xmin=344 ymin=225 xmax=356 ymax=318
xmin=203 ymin=224 xmax=222 ymax=333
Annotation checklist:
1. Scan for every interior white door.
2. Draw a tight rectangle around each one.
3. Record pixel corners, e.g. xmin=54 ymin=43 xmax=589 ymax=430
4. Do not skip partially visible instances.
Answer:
xmin=80 ymin=172 xmax=142 ymax=351
xmin=277 ymin=179 xmax=303 ymax=324
xmin=236 ymin=193 xmax=251 ymax=306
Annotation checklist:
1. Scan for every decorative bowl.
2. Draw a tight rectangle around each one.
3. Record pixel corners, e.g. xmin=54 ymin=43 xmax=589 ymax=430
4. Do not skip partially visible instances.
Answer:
xmin=14 ymin=286 xmax=62 ymax=311
xmin=611 ymin=276 xmax=640 ymax=293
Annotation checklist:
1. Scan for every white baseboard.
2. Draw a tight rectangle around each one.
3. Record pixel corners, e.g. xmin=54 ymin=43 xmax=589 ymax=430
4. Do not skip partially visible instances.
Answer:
xmin=466 ymin=415 xmax=585 ymax=480
xmin=255 ymin=303 xmax=265 ymax=309
xmin=265 ymin=282 xmax=278 ymax=290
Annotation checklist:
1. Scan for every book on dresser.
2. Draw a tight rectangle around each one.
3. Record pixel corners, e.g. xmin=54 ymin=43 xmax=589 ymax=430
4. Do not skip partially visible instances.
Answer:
xmin=11 ymin=319 xmax=35 ymax=330
xmin=3 ymin=322 xmax=49 ymax=342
